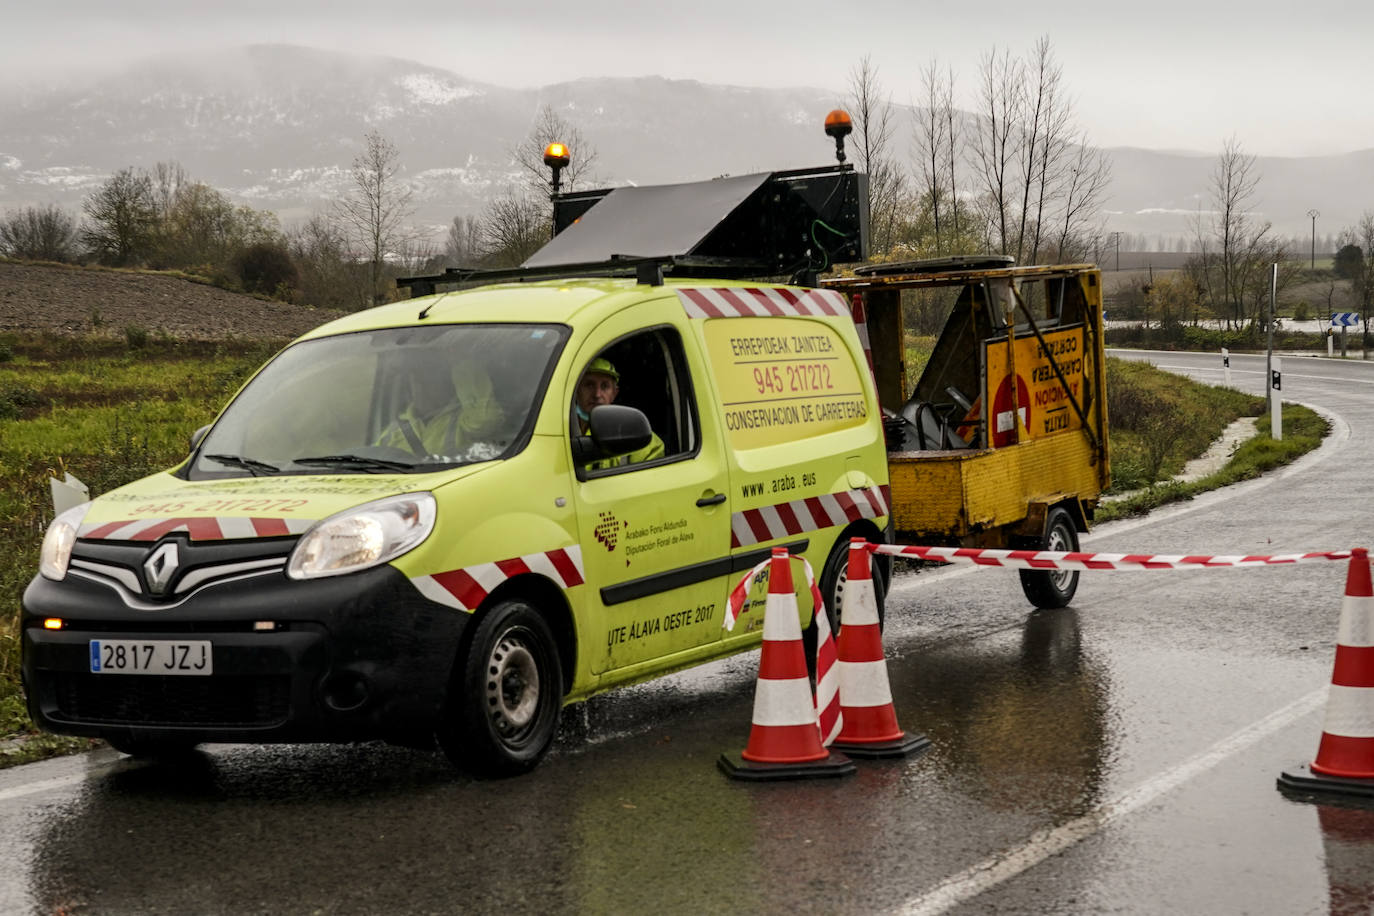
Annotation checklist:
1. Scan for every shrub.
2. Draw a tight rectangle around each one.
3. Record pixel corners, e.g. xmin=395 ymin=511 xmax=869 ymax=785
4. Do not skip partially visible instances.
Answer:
xmin=0 ymin=205 xmax=80 ymax=263
xmin=234 ymin=242 xmax=299 ymax=298
xmin=0 ymin=383 xmax=43 ymax=420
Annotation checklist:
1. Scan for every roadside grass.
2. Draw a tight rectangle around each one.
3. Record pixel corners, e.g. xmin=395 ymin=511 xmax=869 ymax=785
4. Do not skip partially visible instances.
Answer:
xmin=0 ymin=333 xmax=287 ymax=758
xmin=1096 ymin=403 xmax=1327 ymax=523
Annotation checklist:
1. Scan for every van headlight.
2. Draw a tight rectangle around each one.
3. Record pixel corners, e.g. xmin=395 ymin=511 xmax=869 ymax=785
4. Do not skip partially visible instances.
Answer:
xmin=287 ymin=493 xmax=436 ymax=580
xmin=40 ymin=503 xmax=90 ymax=581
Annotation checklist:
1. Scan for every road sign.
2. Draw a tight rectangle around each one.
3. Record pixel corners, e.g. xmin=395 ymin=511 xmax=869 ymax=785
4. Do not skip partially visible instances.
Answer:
xmin=1331 ymin=313 xmax=1361 ymax=327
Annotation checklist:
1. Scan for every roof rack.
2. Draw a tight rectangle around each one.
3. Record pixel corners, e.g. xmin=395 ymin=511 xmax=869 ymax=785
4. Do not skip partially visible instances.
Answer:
xmin=396 ymin=254 xmax=778 ymax=298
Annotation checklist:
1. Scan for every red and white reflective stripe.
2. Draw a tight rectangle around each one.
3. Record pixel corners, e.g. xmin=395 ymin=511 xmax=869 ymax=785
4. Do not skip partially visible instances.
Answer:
xmin=849 ymin=293 xmax=877 ymax=387
xmin=731 ymin=484 xmax=890 ymax=549
xmin=413 ymin=546 xmax=585 ymax=612
xmin=676 ymin=286 xmax=849 ymax=319
xmin=870 ymin=543 xmax=1354 ymax=571
xmin=814 ymin=594 xmax=841 ymax=745
xmin=1313 ymin=550 xmax=1374 ymax=777
xmin=79 ymin=516 xmax=315 ymax=541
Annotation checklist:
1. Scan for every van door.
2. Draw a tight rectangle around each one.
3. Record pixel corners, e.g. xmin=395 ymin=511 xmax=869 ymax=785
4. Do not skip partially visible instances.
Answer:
xmin=571 ymin=314 xmax=734 ymax=675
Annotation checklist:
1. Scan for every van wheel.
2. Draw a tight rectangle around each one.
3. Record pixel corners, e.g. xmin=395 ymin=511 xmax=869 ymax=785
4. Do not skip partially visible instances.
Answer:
xmin=805 ymin=535 xmax=886 ymax=678
xmin=438 ymin=599 xmax=563 ymax=778
xmin=1019 ymin=507 xmax=1080 ymax=609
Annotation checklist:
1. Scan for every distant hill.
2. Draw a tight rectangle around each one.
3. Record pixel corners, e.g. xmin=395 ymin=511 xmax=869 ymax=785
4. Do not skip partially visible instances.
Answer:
xmin=2 ymin=44 xmax=1370 ymax=247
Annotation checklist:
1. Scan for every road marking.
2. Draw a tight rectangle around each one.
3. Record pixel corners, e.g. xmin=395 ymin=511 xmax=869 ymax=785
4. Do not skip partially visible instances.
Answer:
xmin=899 ymin=687 xmax=1327 ymax=916
xmin=1151 ymin=363 xmax=1374 ymax=387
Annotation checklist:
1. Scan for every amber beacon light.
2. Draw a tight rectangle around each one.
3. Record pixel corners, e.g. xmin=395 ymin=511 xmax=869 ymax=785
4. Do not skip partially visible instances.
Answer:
xmin=824 ymin=110 xmax=853 ymax=164
xmin=544 ymin=142 xmax=570 ymax=194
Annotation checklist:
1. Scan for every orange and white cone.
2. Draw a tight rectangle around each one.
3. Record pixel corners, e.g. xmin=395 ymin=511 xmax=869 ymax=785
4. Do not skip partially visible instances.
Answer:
xmin=1279 ymin=548 xmax=1374 ymax=798
xmin=719 ymin=548 xmax=855 ymax=780
xmin=830 ymin=538 xmax=930 ymax=759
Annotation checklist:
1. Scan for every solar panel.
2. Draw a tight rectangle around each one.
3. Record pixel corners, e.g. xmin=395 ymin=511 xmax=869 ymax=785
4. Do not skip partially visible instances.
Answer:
xmin=522 ymin=173 xmax=771 ymax=268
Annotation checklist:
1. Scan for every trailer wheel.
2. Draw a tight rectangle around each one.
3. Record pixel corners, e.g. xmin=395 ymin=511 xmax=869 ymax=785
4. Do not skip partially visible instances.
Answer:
xmin=437 ymin=599 xmax=563 ymax=778
xmin=1019 ymin=507 xmax=1080 ymax=609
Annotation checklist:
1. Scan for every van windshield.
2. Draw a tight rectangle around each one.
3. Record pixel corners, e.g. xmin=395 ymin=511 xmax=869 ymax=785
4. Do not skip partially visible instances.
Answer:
xmin=188 ymin=323 xmax=569 ymax=479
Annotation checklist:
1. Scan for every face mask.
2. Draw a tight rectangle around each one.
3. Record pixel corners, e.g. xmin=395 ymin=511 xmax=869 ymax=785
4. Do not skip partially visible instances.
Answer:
xmin=575 ymin=404 xmax=590 ymax=423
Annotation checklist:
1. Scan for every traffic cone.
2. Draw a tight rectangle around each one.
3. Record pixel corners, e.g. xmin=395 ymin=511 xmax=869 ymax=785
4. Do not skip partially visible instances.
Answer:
xmin=719 ymin=548 xmax=855 ymax=780
xmin=830 ymin=538 xmax=931 ymax=759
xmin=1279 ymin=548 xmax=1374 ymax=799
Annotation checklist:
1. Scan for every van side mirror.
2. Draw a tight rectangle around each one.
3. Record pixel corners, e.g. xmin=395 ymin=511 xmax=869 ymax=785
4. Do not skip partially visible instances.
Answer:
xmin=572 ymin=405 xmax=652 ymax=465
xmin=190 ymin=424 xmax=212 ymax=451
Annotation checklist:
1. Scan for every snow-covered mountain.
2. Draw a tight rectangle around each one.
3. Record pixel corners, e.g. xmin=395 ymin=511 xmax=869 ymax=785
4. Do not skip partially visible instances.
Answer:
xmin=1 ymin=44 xmax=1370 ymax=245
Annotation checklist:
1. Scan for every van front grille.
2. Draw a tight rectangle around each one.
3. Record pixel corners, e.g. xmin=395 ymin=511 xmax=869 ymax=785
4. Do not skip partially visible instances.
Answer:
xmin=53 ymin=673 xmax=291 ymax=727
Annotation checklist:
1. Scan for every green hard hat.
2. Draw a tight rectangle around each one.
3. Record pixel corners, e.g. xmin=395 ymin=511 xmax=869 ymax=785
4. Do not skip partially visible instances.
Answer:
xmin=584 ymin=357 xmax=619 ymax=381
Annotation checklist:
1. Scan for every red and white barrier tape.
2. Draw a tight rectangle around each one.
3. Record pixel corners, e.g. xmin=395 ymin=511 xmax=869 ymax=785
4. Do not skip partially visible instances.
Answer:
xmin=869 ymin=543 xmax=1356 ymax=571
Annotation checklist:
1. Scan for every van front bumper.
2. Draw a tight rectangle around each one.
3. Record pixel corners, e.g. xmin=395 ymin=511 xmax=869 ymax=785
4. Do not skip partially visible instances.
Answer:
xmin=20 ymin=564 xmax=470 ymax=748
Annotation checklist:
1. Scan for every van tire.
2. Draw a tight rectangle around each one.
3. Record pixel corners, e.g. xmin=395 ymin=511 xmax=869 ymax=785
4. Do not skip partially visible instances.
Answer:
xmin=1018 ymin=507 xmax=1080 ymax=609
xmin=438 ymin=599 xmax=563 ymax=778
xmin=805 ymin=535 xmax=886 ymax=679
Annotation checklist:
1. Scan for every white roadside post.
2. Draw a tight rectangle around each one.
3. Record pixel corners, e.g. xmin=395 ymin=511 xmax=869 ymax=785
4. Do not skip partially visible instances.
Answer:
xmin=1222 ymin=347 xmax=1231 ymax=387
xmin=1328 ymin=323 xmax=1334 ymax=358
xmin=1265 ymin=262 xmax=1276 ymax=418
xmin=1271 ymin=355 xmax=1283 ymax=441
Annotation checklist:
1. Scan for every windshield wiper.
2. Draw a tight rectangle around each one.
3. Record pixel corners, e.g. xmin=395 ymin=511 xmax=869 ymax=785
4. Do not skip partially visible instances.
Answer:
xmin=203 ymin=453 xmax=282 ymax=476
xmin=292 ymin=454 xmax=421 ymax=474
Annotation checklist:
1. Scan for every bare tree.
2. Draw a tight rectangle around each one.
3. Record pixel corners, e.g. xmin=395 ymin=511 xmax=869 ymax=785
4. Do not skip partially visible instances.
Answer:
xmin=914 ymin=62 xmax=951 ymax=252
xmin=1051 ymin=134 xmax=1112 ymax=261
xmin=289 ymin=213 xmax=367 ymax=311
xmin=513 ymin=104 xmax=600 ymax=194
xmin=1188 ymin=138 xmax=1274 ymax=330
xmin=335 ymin=130 xmax=416 ymax=306
xmin=82 ymin=167 xmax=157 ymax=266
xmin=971 ymin=46 xmax=1021 ymax=256
xmin=0 ymin=204 xmax=80 ymax=262
xmin=446 ymin=214 xmax=481 ymax=264
xmin=477 ymin=190 xmax=548 ymax=268
xmin=1018 ymin=37 xmax=1076 ymax=263
xmin=846 ymin=55 xmax=907 ymax=256
xmin=149 ymin=161 xmax=190 ymax=222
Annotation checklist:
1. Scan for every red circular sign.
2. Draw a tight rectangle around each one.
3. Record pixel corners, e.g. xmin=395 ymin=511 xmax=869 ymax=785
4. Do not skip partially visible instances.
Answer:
xmin=991 ymin=374 xmax=1030 ymax=448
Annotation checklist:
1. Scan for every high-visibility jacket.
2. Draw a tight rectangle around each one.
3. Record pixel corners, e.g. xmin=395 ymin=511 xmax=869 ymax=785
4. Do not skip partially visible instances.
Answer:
xmin=584 ymin=431 xmax=666 ymax=470
xmin=376 ymin=363 xmax=505 ymax=457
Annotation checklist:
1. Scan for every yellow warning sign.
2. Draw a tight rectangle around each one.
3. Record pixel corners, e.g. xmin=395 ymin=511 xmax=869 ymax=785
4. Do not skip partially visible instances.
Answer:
xmin=703 ymin=317 xmax=867 ymax=449
xmin=984 ymin=326 xmax=1086 ymax=442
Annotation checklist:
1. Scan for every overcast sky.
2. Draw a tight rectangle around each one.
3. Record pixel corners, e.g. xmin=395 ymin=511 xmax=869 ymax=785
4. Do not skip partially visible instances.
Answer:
xmin=5 ymin=0 xmax=1371 ymax=157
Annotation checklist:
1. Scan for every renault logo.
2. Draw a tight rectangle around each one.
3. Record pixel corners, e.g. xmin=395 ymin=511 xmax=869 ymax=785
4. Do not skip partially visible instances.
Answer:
xmin=144 ymin=542 xmax=180 ymax=596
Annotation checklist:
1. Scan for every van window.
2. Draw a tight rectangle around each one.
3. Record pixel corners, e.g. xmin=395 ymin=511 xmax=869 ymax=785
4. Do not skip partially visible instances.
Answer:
xmin=187 ymin=323 xmax=568 ymax=479
xmin=574 ymin=327 xmax=698 ymax=473
xmin=701 ymin=316 xmax=868 ymax=450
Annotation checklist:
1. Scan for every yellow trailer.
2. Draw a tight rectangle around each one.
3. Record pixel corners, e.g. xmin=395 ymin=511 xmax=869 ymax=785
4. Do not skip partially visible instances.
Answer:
xmin=826 ymin=256 xmax=1110 ymax=608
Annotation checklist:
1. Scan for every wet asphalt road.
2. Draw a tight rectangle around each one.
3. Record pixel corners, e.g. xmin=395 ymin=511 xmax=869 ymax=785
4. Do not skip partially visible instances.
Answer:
xmin=1 ymin=349 xmax=1372 ymax=915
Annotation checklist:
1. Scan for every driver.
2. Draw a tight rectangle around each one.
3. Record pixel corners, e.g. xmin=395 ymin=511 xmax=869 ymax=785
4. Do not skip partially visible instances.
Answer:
xmin=575 ymin=357 xmax=664 ymax=469
xmin=377 ymin=360 xmax=504 ymax=458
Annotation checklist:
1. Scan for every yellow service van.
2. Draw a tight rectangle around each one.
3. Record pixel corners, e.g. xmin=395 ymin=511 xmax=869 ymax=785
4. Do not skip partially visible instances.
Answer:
xmin=22 ymin=142 xmax=891 ymax=775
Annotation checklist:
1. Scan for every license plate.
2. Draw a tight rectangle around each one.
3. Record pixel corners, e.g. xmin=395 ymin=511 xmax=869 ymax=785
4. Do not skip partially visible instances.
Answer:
xmin=89 ymin=640 xmax=213 ymax=675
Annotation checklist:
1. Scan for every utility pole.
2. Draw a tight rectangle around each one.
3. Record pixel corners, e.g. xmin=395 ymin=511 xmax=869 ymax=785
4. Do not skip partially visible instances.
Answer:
xmin=1307 ymin=209 xmax=1320 ymax=269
